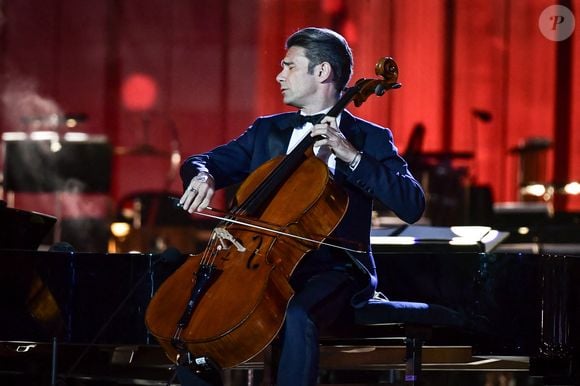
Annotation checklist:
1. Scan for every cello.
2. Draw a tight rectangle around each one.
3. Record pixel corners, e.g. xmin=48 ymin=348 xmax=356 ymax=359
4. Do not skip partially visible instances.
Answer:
xmin=145 ymin=57 xmax=402 ymax=369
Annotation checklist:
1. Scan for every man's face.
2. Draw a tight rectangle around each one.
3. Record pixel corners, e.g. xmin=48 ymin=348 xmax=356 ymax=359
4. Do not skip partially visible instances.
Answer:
xmin=276 ymin=46 xmax=319 ymax=108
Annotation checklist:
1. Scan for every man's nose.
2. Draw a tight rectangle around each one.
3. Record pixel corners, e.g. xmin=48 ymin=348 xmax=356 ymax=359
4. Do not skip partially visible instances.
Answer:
xmin=276 ymin=71 xmax=284 ymax=83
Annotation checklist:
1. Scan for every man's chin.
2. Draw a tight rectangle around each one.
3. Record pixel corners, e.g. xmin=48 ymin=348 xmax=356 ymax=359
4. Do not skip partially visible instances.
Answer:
xmin=283 ymin=98 xmax=300 ymax=108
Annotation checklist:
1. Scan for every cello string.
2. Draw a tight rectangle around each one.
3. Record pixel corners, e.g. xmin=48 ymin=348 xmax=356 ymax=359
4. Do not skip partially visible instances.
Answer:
xmin=199 ymin=237 xmax=211 ymax=265
xmin=203 ymin=233 xmax=220 ymax=266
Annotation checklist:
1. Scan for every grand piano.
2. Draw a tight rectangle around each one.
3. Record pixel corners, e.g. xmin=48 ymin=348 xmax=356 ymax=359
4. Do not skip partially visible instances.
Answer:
xmin=1 ymin=208 xmax=579 ymax=385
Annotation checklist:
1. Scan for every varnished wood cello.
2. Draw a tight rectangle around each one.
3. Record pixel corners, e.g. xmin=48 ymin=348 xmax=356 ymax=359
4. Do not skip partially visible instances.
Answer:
xmin=145 ymin=57 xmax=401 ymax=369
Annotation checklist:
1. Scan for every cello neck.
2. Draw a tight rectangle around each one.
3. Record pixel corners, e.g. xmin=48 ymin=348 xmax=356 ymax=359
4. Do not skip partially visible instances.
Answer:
xmin=234 ymin=57 xmax=402 ymax=217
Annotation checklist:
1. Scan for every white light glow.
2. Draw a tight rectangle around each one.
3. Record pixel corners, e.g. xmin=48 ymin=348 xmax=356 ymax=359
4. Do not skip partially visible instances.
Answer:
xmin=480 ymin=230 xmax=500 ymax=244
xmin=449 ymin=237 xmax=478 ymax=245
xmin=564 ymin=182 xmax=580 ymax=195
xmin=2 ymin=132 xmax=28 ymax=141
xmin=450 ymin=226 xmax=491 ymax=239
xmin=64 ymin=132 xmax=90 ymax=141
xmin=30 ymin=131 xmax=59 ymax=141
xmin=110 ymin=222 xmax=131 ymax=238
xmin=370 ymin=236 xmax=416 ymax=245
xmin=171 ymin=151 xmax=182 ymax=165
xmin=521 ymin=184 xmax=546 ymax=197
xmin=65 ymin=119 xmax=78 ymax=128
xmin=50 ymin=141 xmax=62 ymax=152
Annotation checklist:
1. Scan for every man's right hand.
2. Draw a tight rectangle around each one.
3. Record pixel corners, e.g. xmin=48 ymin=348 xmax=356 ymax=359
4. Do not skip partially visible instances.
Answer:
xmin=179 ymin=172 xmax=215 ymax=213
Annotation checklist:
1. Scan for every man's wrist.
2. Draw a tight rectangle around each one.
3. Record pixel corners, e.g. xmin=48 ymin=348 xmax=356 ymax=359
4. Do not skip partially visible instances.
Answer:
xmin=194 ymin=171 xmax=213 ymax=183
xmin=348 ymin=151 xmax=362 ymax=171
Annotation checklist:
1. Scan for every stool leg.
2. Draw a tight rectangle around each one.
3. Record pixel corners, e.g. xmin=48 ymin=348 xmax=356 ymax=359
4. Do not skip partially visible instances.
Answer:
xmin=404 ymin=336 xmax=423 ymax=385
xmin=261 ymin=344 xmax=278 ymax=386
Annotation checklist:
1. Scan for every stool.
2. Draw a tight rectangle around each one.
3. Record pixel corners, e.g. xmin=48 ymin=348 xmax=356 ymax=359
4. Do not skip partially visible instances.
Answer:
xmin=352 ymin=298 xmax=466 ymax=385
xmin=258 ymin=299 xmax=466 ymax=386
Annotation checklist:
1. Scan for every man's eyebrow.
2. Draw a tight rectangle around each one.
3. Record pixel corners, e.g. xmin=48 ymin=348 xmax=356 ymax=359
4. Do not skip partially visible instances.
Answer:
xmin=281 ymin=60 xmax=294 ymax=66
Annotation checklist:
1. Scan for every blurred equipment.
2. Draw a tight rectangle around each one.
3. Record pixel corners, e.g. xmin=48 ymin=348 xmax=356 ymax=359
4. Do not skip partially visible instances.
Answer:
xmin=113 ymin=114 xmax=178 ymax=159
xmin=113 ymin=115 xmax=182 ymax=189
xmin=2 ymin=131 xmax=113 ymax=251
xmin=399 ymin=123 xmax=476 ymax=226
xmin=471 ymin=108 xmax=493 ymax=122
xmin=20 ymin=113 xmax=88 ymax=130
xmin=109 ymin=191 xmax=217 ymax=254
xmin=492 ymin=202 xmax=580 ymax=250
xmin=510 ymin=136 xmax=552 ymax=201
xmin=509 ymin=137 xmax=580 ymax=205
xmin=2 ymin=132 xmax=112 ymax=193
xmin=114 ymin=143 xmax=171 ymax=157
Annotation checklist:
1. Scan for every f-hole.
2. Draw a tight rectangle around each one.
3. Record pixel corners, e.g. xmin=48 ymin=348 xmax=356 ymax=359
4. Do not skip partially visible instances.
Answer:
xmin=246 ymin=235 xmax=263 ymax=270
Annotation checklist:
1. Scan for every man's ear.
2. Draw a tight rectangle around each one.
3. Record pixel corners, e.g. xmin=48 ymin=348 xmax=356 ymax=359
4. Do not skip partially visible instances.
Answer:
xmin=316 ymin=62 xmax=333 ymax=83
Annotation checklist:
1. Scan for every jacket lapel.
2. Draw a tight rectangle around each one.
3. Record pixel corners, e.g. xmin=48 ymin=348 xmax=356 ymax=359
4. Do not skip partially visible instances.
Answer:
xmin=340 ymin=110 xmax=365 ymax=149
xmin=267 ymin=113 xmax=295 ymax=158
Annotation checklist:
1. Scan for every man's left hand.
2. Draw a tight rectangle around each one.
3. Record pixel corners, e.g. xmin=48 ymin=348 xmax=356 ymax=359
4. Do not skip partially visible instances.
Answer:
xmin=311 ymin=116 xmax=359 ymax=164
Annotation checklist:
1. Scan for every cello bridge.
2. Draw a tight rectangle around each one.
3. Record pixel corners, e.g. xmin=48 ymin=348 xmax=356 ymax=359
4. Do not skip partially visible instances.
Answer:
xmin=214 ymin=227 xmax=246 ymax=252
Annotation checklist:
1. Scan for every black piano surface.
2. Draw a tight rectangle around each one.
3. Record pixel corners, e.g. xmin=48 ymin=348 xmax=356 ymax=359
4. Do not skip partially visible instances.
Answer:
xmin=1 ymin=248 xmax=579 ymax=384
xmin=0 ymin=250 xmax=176 ymax=345
xmin=372 ymin=247 xmax=580 ymax=383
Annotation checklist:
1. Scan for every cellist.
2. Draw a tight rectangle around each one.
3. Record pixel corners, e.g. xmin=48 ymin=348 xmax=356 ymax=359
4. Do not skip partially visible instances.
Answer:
xmin=178 ymin=27 xmax=425 ymax=386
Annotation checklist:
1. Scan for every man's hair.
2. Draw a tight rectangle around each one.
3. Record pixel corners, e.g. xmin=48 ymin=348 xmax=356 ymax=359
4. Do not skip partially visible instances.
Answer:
xmin=286 ymin=27 xmax=353 ymax=92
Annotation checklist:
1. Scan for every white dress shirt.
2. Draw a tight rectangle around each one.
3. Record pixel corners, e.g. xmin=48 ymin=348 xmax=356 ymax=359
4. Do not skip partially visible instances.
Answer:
xmin=286 ymin=110 xmax=342 ymax=174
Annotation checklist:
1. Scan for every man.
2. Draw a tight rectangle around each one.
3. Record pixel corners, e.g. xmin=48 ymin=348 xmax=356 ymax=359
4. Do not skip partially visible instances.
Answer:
xmin=178 ymin=27 xmax=425 ymax=386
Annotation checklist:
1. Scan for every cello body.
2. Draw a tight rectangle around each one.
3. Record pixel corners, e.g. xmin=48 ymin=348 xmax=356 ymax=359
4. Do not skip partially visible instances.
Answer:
xmin=145 ymin=154 xmax=348 ymax=368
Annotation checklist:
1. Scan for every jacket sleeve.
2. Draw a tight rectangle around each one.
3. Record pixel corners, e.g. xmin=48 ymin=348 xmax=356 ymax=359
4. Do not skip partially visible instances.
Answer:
xmin=180 ymin=119 xmax=262 ymax=191
xmin=339 ymin=126 xmax=425 ymax=224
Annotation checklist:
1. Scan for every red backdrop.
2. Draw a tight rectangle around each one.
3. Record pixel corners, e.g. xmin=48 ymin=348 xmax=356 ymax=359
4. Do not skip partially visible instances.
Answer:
xmin=1 ymin=0 xmax=579 ymax=221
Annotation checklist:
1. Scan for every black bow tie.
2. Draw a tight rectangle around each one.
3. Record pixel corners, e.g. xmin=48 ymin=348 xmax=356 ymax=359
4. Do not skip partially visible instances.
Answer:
xmin=294 ymin=113 xmax=326 ymax=128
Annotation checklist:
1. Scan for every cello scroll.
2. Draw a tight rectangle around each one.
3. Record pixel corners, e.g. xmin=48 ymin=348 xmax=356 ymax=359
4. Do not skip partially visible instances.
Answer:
xmin=351 ymin=57 xmax=401 ymax=107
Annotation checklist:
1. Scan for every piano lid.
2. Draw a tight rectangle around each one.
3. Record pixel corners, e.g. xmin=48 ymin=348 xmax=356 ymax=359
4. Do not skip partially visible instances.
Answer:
xmin=0 ymin=203 xmax=56 ymax=250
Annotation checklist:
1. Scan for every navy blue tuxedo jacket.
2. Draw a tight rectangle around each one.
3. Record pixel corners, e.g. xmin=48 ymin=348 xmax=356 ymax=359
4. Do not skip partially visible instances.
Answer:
xmin=181 ymin=110 xmax=425 ymax=307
